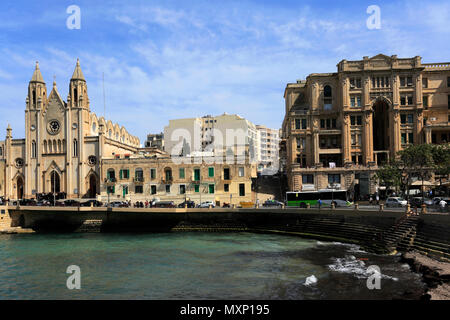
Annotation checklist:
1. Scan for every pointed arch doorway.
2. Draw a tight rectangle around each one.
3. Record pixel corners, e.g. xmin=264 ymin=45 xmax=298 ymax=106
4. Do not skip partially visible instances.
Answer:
xmin=50 ymin=171 xmax=60 ymax=194
xmin=17 ymin=176 xmax=24 ymax=200
xmin=88 ymin=174 xmax=97 ymax=198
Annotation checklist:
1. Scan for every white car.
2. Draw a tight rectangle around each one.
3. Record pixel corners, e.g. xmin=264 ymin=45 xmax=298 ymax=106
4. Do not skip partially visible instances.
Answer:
xmin=385 ymin=197 xmax=407 ymax=207
xmin=320 ymin=199 xmax=351 ymax=207
xmin=198 ymin=201 xmax=215 ymax=208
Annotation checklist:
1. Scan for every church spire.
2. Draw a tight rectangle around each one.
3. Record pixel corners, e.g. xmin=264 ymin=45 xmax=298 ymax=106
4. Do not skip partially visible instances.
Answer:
xmin=30 ymin=61 xmax=45 ymax=83
xmin=71 ymin=58 xmax=85 ymax=81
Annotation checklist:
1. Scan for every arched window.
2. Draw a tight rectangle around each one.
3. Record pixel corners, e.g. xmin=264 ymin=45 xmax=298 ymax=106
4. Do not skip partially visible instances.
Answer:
xmin=92 ymin=122 xmax=97 ymax=134
xmin=164 ymin=168 xmax=172 ymax=182
xmin=107 ymin=168 xmax=115 ymax=181
xmin=53 ymin=140 xmax=57 ymax=153
xmin=73 ymin=139 xmax=78 ymax=157
xmin=32 ymin=90 xmax=36 ymax=105
xmin=48 ymin=140 xmax=52 ymax=153
xmin=323 ymin=85 xmax=332 ymax=110
xmin=109 ymin=130 xmax=112 ymax=138
xmin=0 ymin=146 xmax=3 ymax=156
xmin=74 ymin=88 xmax=78 ymax=104
xmin=43 ymin=140 xmax=47 ymax=154
xmin=62 ymin=139 xmax=66 ymax=153
xmin=31 ymin=140 xmax=36 ymax=158
xmin=116 ymin=133 xmax=119 ymax=140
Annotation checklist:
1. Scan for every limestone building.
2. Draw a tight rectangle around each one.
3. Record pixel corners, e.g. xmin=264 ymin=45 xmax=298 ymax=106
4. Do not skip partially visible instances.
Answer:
xmin=256 ymin=125 xmax=280 ymax=175
xmin=282 ymin=54 xmax=450 ymax=198
xmin=0 ymin=60 xmax=140 ymax=200
xmin=0 ymin=60 xmax=258 ymax=204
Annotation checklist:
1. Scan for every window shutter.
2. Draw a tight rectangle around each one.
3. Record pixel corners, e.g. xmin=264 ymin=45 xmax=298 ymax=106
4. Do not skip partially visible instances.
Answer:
xmin=119 ymin=170 xmax=123 ymax=179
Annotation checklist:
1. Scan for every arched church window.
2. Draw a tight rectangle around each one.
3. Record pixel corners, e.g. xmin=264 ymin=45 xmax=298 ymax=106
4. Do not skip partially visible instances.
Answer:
xmin=74 ymin=88 xmax=78 ymax=104
xmin=48 ymin=140 xmax=52 ymax=153
xmin=43 ymin=140 xmax=47 ymax=154
xmin=53 ymin=140 xmax=57 ymax=153
xmin=31 ymin=141 xmax=36 ymax=158
xmin=58 ymin=140 xmax=62 ymax=153
xmin=0 ymin=146 xmax=3 ymax=156
xmin=32 ymin=90 xmax=36 ymax=105
xmin=109 ymin=130 xmax=112 ymax=138
xmin=73 ymin=139 xmax=78 ymax=157
xmin=92 ymin=122 xmax=97 ymax=134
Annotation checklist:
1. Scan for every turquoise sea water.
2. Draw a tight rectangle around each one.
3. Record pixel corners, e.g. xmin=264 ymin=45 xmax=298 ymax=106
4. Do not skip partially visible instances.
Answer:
xmin=0 ymin=232 xmax=425 ymax=299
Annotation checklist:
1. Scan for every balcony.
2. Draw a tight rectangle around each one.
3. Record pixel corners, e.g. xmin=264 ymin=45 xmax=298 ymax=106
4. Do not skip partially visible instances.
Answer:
xmin=134 ymin=177 xmax=144 ymax=184
xmin=104 ymin=177 xmax=116 ymax=186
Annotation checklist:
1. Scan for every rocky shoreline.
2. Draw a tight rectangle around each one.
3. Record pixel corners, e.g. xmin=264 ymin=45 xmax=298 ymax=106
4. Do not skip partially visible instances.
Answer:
xmin=400 ymin=251 xmax=450 ymax=300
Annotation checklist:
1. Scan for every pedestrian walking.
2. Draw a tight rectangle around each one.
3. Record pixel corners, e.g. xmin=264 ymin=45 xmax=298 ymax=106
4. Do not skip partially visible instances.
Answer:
xmin=439 ymin=199 xmax=447 ymax=213
xmin=376 ymin=194 xmax=380 ymax=205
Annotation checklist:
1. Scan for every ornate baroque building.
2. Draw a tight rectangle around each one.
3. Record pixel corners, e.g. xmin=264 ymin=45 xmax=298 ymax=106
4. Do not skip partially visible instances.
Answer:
xmin=281 ymin=54 xmax=450 ymax=198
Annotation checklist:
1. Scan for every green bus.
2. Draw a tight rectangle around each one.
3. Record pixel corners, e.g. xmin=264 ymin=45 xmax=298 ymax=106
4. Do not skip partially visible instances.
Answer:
xmin=286 ymin=190 xmax=352 ymax=208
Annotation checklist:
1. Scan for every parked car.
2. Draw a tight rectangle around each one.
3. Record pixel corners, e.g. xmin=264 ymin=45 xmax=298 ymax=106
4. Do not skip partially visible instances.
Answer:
xmin=110 ymin=201 xmax=128 ymax=208
xmin=410 ymin=197 xmax=424 ymax=207
xmin=198 ymin=201 xmax=215 ymax=208
xmin=19 ymin=199 xmax=37 ymax=206
xmin=222 ymin=202 xmax=231 ymax=208
xmin=178 ymin=200 xmax=196 ymax=208
xmin=321 ymin=199 xmax=351 ymax=207
xmin=36 ymin=200 xmax=51 ymax=206
xmin=262 ymin=199 xmax=284 ymax=208
xmin=153 ymin=201 xmax=176 ymax=208
xmin=80 ymin=200 xmax=103 ymax=207
xmin=385 ymin=197 xmax=407 ymax=207
xmin=63 ymin=199 xmax=80 ymax=207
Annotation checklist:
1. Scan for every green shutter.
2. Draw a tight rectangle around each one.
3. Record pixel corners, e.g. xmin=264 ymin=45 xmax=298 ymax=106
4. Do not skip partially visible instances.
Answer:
xmin=194 ymin=169 xmax=200 ymax=181
xmin=209 ymin=184 xmax=214 ymax=194
xmin=194 ymin=185 xmax=199 ymax=193
xmin=119 ymin=170 xmax=123 ymax=179
xmin=179 ymin=168 xmax=185 ymax=179
xmin=208 ymin=167 xmax=214 ymax=177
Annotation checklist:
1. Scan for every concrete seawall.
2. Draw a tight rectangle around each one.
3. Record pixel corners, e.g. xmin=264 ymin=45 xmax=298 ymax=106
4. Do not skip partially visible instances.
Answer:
xmin=2 ymin=205 xmax=450 ymax=260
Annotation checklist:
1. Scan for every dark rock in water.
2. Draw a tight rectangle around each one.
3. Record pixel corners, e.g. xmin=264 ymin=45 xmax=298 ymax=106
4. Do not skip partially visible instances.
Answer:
xmin=401 ymin=251 xmax=450 ymax=300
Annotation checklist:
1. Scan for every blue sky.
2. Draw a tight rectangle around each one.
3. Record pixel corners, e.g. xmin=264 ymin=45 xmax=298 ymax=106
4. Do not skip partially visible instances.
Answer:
xmin=0 ymin=0 xmax=449 ymax=144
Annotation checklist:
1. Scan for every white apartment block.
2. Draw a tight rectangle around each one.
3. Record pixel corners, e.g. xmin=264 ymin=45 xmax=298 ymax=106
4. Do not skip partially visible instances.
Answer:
xmin=256 ymin=125 xmax=280 ymax=175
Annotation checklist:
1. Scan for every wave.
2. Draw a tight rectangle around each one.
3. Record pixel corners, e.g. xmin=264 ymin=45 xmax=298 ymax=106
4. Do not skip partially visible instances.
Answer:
xmin=328 ymin=255 xmax=398 ymax=281
xmin=304 ymin=275 xmax=318 ymax=286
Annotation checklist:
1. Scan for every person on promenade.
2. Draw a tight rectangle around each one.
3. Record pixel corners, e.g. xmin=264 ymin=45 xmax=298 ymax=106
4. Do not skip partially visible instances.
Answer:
xmin=318 ymin=199 xmax=322 ymax=210
xmin=369 ymin=195 xmax=373 ymax=205
xmin=376 ymin=194 xmax=380 ymax=205
xmin=439 ymin=199 xmax=447 ymax=213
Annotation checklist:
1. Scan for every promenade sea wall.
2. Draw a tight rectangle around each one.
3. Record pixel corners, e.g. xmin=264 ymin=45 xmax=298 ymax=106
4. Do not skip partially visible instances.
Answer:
xmin=1 ymin=206 xmax=450 ymax=260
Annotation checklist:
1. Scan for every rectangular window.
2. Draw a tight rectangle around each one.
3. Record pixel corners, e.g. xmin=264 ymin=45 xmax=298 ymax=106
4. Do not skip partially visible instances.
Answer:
xmin=357 ymin=116 xmax=362 ymax=125
xmin=356 ymin=78 xmax=361 ymax=88
xmin=238 ymin=167 xmax=244 ymax=177
xmin=328 ymin=174 xmax=341 ymax=184
xmin=150 ymin=168 xmax=156 ymax=179
xmin=209 ymin=184 xmax=214 ymax=194
xmin=179 ymin=168 xmax=185 ymax=179
xmin=357 ymin=96 xmax=361 ymax=107
xmin=135 ymin=185 xmax=143 ymax=194
xmin=165 ymin=185 xmax=170 ymax=193
xmin=407 ymin=96 xmax=413 ymax=105
xmin=179 ymin=184 xmax=186 ymax=195
xmin=422 ymin=78 xmax=428 ymax=88
xmin=239 ymin=183 xmax=245 ymax=196
xmin=407 ymin=114 xmax=413 ymax=124
xmin=208 ymin=167 xmax=214 ymax=177
xmin=302 ymin=174 xmax=314 ymax=184
xmin=407 ymin=76 xmax=413 ymax=86
xmin=301 ymin=118 xmax=307 ymax=129
xmin=350 ymin=116 xmax=355 ymax=126
xmin=107 ymin=186 xmax=115 ymax=194
xmin=400 ymin=96 xmax=406 ymax=106
xmin=295 ymin=119 xmax=301 ymax=129
xmin=120 ymin=169 xmax=129 ymax=179
xmin=151 ymin=185 xmax=156 ymax=195
xmin=320 ymin=119 xmax=325 ymax=128
xmin=351 ymin=134 xmax=356 ymax=145
xmin=326 ymin=119 xmax=331 ymax=129
xmin=448 ymin=95 xmax=450 ymax=109
xmin=351 ymin=96 xmax=356 ymax=107
xmin=408 ymin=132 xmax=414 ymax=144
xmin=401 ymin=114 xmax=406 ymax=124
xmin=332 ymin=118 xmax=337 ymax=128
xmin=224 ymin=184 xmax=229 ymax=192
xmin=194 ymin=184 xmax=199 ymax=193
xmin=400 ymin=77 xmax=405 ymax=87
xmin=194 ymin=169 xmax=200 ymax=181
xmin=401 ymin=133 xmax=407 ymax=144
xmin=224 ymin=168 xmax=230 ymax=180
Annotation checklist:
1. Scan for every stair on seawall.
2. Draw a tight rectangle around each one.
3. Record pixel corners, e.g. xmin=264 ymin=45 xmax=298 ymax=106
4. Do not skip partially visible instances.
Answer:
xmin=75 ymin=220 xmax=103 ymax=233
xmin=382 ymin=215 xmax=420 ymax=252
xmin=0 ymin=227 xmax=35 ymax=234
